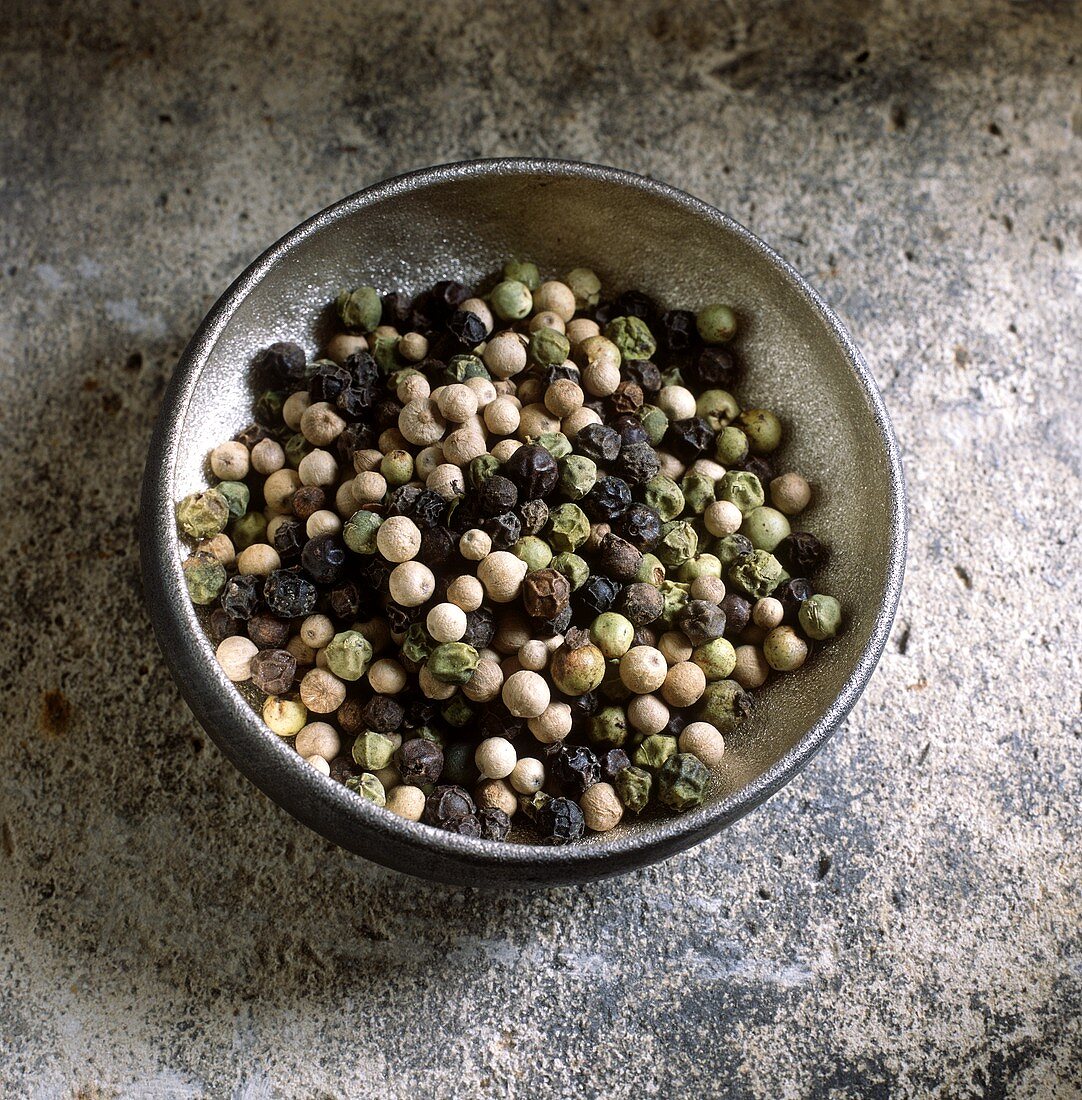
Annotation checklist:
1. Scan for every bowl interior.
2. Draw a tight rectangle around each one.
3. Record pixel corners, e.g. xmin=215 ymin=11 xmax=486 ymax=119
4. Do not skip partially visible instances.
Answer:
xmin=158 ymin=163 xmax=902 ymax=881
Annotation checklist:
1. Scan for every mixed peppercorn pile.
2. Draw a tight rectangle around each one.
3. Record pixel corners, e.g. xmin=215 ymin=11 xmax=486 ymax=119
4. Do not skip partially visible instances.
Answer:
xmin=176 ymin=262 xmax=843 ymax=844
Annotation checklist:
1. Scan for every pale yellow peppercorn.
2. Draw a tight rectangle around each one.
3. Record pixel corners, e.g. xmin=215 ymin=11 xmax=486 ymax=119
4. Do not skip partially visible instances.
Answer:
xmin=282 ymin=391 xmax=311 ymax=432
xmin=263 ymin=696 xmax=307 ymax=736
xmin=627 ymin=693 xmax=670 ymax=735
xmin=216 ymin=635 xmax=258 ymax=682
xmin=658 ymin=631 xmax=694 ymax=665
xmin=300 ymin=614 xmax=336 ymax=649
xmin=477 ymin=551 xmax=528 ymax=603
xmin=388 ymin=560 xmax=435 ymax=606
xmin=376 ymin=515 xmax=422 ymax=563
xmin=474 ymin=778 xmax=517 ymax=816
xmin=210 ymin=440 xmax=249 ymax=481
xmin=679 ymin=721 xmax=726 ymax=767
xmin=368 ymin=658 xmax=408 ymax=695
xmin=196 ymin=533 xmax=235 ymax=567
xmin=251 ymin=437 xmax=286 ymax=474
xmin=619 ymin=646 xmax=669 ymax=694
xmin=386 ymin=785 xmax=426 ymax=821
xmin=447 ymin=574 xmax=483 ymax=612
xmin=661 ymin=661 xmax=707 ymax=707
xmin=263 ymin=468 xmax=302 ymax=514
xmin=580 ymin=782 xmax=623 ymax=833
xmin=236 ymin=543 xmax=281 ymax=576
xmin=526 ymin=701 xmax=574 ymax=744
xmin=502 ymin=670 xmax=550 ymax=718
xmin=462 ymin=659 xmax=504 ymax=703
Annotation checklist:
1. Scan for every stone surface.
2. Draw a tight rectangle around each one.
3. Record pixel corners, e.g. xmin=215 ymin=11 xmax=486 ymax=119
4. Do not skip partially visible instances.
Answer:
xmin=0 ymin=1 xmax=1079 ymax=1096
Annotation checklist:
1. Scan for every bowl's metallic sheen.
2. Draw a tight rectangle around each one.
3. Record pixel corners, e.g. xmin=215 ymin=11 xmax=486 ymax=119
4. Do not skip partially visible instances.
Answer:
xmin=140 ymin=159 xmax=906 ymax=886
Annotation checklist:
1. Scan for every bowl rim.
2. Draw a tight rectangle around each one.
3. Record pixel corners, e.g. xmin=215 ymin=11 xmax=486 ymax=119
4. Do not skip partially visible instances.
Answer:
xmin=140 ymin=157 xmax=907 ymax=883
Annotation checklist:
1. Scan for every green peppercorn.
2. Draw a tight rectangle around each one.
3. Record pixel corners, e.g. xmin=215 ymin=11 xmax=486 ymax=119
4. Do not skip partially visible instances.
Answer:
xmin=548 ymin=503 xmax=591 ymax=552
xmin=401 ymin=623 xmax=432 ymax=665
xmin=512 ymin=536 xmax=553 ymax=572
xmin=633 ymin=733 xmax=678 ymax=772
xmin=798 ymin=594 xmax=843 ymax=640
xmin=441 ymin=696 xmax=474 ymax=728
xmin=336 ymin=286 xmax=382 ymax=332
xmin=325 ymin=631 xmax=374 ymax=681
xmin=715 ymin=425 xmax=750 ymax=465
xmin=558 ymin=454 xmax=598 ymax=500
xmin=637 ymin=404 xmax=669 ymax=446
xmin=634 ymin=553 xmax=666 ymax=586
xmin=427 ymin=642 xmax=480 ymax=685
xmin=566 ymin=267 xmax=601 ymax=309
xmin=656 ymin=520 xmax=698 ymax=568
xmin=719 ymin=470 xmax=765 ymax=514
xmin=738 ymin=408 xmax=783 ymax=454
xmin=352 ymin=731 xmax=396 ymax=771
xmin=713 ymin=533 xmax=752 ymax=570
xmin=343 ymin=510 xmax=382 ymax=554
xmin=696 ymin=303 xmax=737 ymax=344
xmin=490 ymin=279 xmax=533 ymax=321
xmin=177 ymin=489 xmax=230 ymax=538
xmin=698 ymin=679 xmax=752 ymax=729
xmin=603 ymin=315 xmax=657 ymax=361
xmin=677 ymin=553 xmax=723 ymax=583
xmin=615 ymin=765 xmax=652 ymax=813
xmin=231 ymin=511 xmax=268 ymax=551
xmin=442 ymin=740 xmax=480 ymax=788
xmin=445 ymin=353 xmax=489 ymax=383
xmin=469 ymin=453 xmax=500 ymax=488
xmin=763 ymin=626 xmax=808 ymax=671
xmin=740 ymin=506 xmax=791 ymax=552
xmin=643 ymin=475 xmax=685 ymax=522
xmin=536 ymin=431 xmax=572 ymax=459
xmin=729 ymin=549 xmax=788 ymax=599
xmin=346 ymin=772 xmax=386 ymax=807
xmin=285 ymin=432 xmax=313 ymax=469
xmin=183 ymin=551 xmax=226 ymax=605
xmin=599 ymin=657 xmax=633 ymax=704
xmin=415 ymin=725 xmax=446 ymax=746
xmin=588 ymin=705 xmax=631 ymax=748
xmin=550 ymin=642 xmax=607 ymax=696
xmin=658 ymin=579 xmax=690 ymax=627
xmin=503 ymin=260 xmax=541 ymax=292
xmin=551 ymin=551 xmax=590 ymax=590
xmin=692 ymin=637 xmax=737 ymax=681
xmin=590 ymin=612 xmax=636 ymax=659
xmin=530 ymin=327 xmax=571 ymax=368
xmin=381 ymin=449 xmax=415 ymax=487
xmin=679 ymin=472 xmax=716 ymax=515
xmin=216 ymin=480 xmax=249 ymax=520
xmin=658 ymin=752 xmax=709 ymax=810
xmin=695 ymin=389 xmax=740 ymax=430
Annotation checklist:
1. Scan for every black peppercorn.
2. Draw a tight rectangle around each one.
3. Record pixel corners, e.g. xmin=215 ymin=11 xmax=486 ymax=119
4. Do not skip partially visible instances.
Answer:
xmin=477 ymin=474 xmax=519 ymax=513
xmin=522 ymin=568 xmax=571 ymax=620
xmin=256 ymin=341 xmax=306 ymax=384
xmin=336 ymin=421 xmax=377 ymax=465
xmin=582 ymin=476 xmax=632 ymax=522
xmin=477 ymin=807 xmax=511 ymax=841
xmin=362 ymin=694 xmax=405 ymax=734
xmin=327 ymin=581 xmax=364 ymax=621
xmin=420 ymin=526 xmax=457 ymax=569
xmin=396 ymin=738 xmax=444 ymax=785
xmin=776 ymin=532 xmax=827 ymax=575
xmin=380 ymin=290 xmax=414 ymax=328
xmin=610 ymin=380 xmax=643 ymax=415
xmin=534 ymin=604 xmax=574 ymax=636
xmin=600 ymin=747 xmax=631 ymax=781
xmin=345 ymin=349 xmax=380 ymax=387
xmin=691 ymin=346 xmax=741 ymax=389
xmin=519 ymin=498 xmax=549 ymax=536
xmin=411 ymin=489 xmax=450 ymax=529
xmin=481 ymin=511 xmax=522 ymax=551
xmin=610 ymin=414 xmax=649 ymax=446
xmin=663 ymin=711 xmax=690 ymax=739
xmin=386 ymin=485 xmax=422 ymax=517
xmin=551 ymin=743 xmax=601 ymax=795
xmin=503 ymin=444 xmax=559 ymax=500
xmin=372 ymin=398 xmax=403 ymax=434
xmin=777 ymin=577 xmax=815 ymax=624
xmin=209 ymin=607 xmax=243 ymax=643
xmin=659 ymin=309 xmax=697 ymax=354
xmin=329 ymin=754 xmax=360 ymax=785
xmin=270 ymin=517 xmax=305 ymax=562
xmin=597 ymin=533 xmax=643 ymax=583
xmin=336 ymin=699 xmax=366 ymax=738
xmin=614 ymin=441 xmax=661 ymax=485
xmin=249 ymin=648 xmax=297 ymax=694
xmin=615 ymin=289 xmax=659 ymax=323
xmin=575 ymin=423 xmax=621 ymax=464
xmin=336 ymin=384 xmax=376 ymax=420
xmin=617 ymin=581 xmax=664 ymax=626
xmin=220 ymin=573 xmax=262 ymax=620
xmin=291 ymin=485 xmax=326 ymax=520
xmin=676 ymin=599 xmax=728 ymax=646
xmin=618 ymin=503 xmax=661 ymax=551
xmin=301 ymin=534 xmax=347 ymax=585
xmin=429 ymin=279 xmax=471 ymax=320
xmin=246 ymin=612 xmax=291 ymax=649
xmin=739 ymin=454 xmax=776 ymax=485
xmin=665 ymin=417 xmax=715 ymax=463
xmin=538 ymin=797 xmax=585 ymax=844
xmin=403 ymin=694 xmax=440 ymax=729
xmin=632 ymin=626 xmax=657 ymax=648
xmin=235 ymin=423 xmax=271 ymax=449
xmin=308 ymin=361 xmax=352 ymax=404
xmin=385 ymin=601 xmax=422 ymax=635
xmin=720 ymin=593 xmax=752 ymax=638
xmin=461 ymin=606 xmax=495 ymax=650
xmin=423 ymin=784 xmax=476 ymax=829
xmin=543 ymin=363 xmax=580 ymax=387
xmin=577 ymin=574 xmax=622 ymax=617
xmin=263 ymin=570 xmax=318 ymax=619
xmin=476 ymin=701 xmax=525 ymax=742
xmin=622 ymin=359 xmax=662 ymax=395
xmin=448 ymin=309 xmax=487 ymax=347
xmin=565 ymin=689 xmax=600 ymax=721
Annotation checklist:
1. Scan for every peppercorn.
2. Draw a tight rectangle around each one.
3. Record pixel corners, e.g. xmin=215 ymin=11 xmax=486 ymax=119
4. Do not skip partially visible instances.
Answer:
xmin=346 ymin=772 xmax=386 ymax=807
xmin=249 ymin=648 xmax=297 ymax=694
xmin=642 ymin=475 xmax=685 ymax=522
xmin=599 ymin=747 xmax=631 ymax=781
xmin=615 ymin=765 xmax=652 ymax=813
xmin=614 ymin=441 xmax=660 ymax=486
xmin=291 ymin=485 xmax=326 ymax=521
xmin=582 ymin=476 xmax=632 ymax=522
xmin=718 ymin=470 xmax=765 ymax=515
xmin=587 ymin=704 xmax=630 ymax=748
xmin=777 ymin=577 xmax=815 ymax=624
xmin=522 ymin=568 xmax=571 ymax=621
xmin=575 ymin=423 xmax=621 ymax=464
xmin=558 ymin=455 xmax=598 ymax=502
xmin=698 ymin=679 xmax=752 ymax=729
xmin=427 ymin=642 xmax=480 ymax=685
xmin=177 ymin=489 xmax=230 ymax=539
xmin=448 ymin=308 xmax=487 ymax=348
xmin=729 ymin=549 xmax=788 ymax=599
xmin=656 ymin=520 xmax=698 ymax=569
xmin=209 ymin=607 xmax=243 ymax=643
xmin=254 ymin=389 xmax=286 ymax=427
xmin=595 ymin=533 xmax=642 ymax=584
xmin=613 ymin=582 xmax=662 ymax=627
xmin=503 ymin=444 xmax=559 ymax=501
xmin=396 ymin=738 xmax=444 ymax=785
xmin=623 ymin=360 xmax=662 ymax=397
xmin=633 ymin=733 xmax=678 ymax=772
xmin=519 ymin=499 xmax=550 ymax=537
xmin=477 ymin=474 xmax=519 ymax=514
xmin=477 ymin=806 xmax=511 ymax=840
xmin=741 ymin=506 xmax=792 ymax=552
xmin=301 ymin=534 xmax=347 ymax=585
xmin=549 ymin=743 xmax=600 ymax=796
xmin=798 ymin=593 xmax=842 ymax=640
xmin=658 ymin=752 xmax=709 ymax=810
xmin=490 ymin=279 xmax=533 ymax=321
xmin=615 ymin=503 xmax=660 ymax=552
xmin=257 ymin=340 xmax=307 ymax=383
xmin=537 ymin=796 xmax=585 ymax=844
xmin=263 ymin=569 xmax=318 ymax=618
xmin=665 ymin=417 xmax=714 ymax=464
xmin=776 ymin=532 xmax=827 ymax=575
xmin=461 ymin=606 xmax=495 ymax=650
xmin=577 ymin=574 xmax=622 ymax=618
xmin=220 ymin=573 xmax=262 ymax=620
xmin=353 ymin=731 xmax=397 ymax=771
xmin=549 ymin=642 xmax=606 ymax=696
xmin=676 ymin=600 xmax=728 ymax=647
xmin=530 ymin=327 xmax=571 ymax=368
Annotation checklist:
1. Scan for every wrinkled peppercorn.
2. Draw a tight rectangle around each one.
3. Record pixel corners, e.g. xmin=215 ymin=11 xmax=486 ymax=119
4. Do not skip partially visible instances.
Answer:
xmin=249 ymin=648 xmax=297 ymax=694
xmin=519 ymin=498 xmax=549 ymax=536
xmin=209 ymin=608 xmax=243 ymax=643
xmin=575 ymin=423 xmax=622 ymax=464
xmin=577 ymin=574 xmax=622 ymax=617
xmin=566 ymin=689 xmax=600 ymax=722
xmin=598 ymin=533 xmax=643 ymax=583
xmin=220 ymin=574 xmax=262 ymax=620
xmin=720 ymin=593 xmax=752 ymax=638
xmin=329 ymin=754 xmax=360 ymax=784
xmin=263 ymin=570 xmax=318 ymax=619
xmin=739 ymin=454 xmax=776 ymax=486
xmin=776 ymin=532 xmax=827 ymax=575
xmin=538 ymin=797 xmax=585 ymax=844
xmin=461 ymin=606 xmax=495 ymax=650
xmin=615 ymin=289 xmax=659 ymax=323
xmin=396 ymin=738 xmax=444 ymax=785
xmin=551 ymin=743 xmax=601 ymax=795
xmin=308 ymin=361 xmax=352 ymax=404
xmin=327 ymin=581 xmax=364 ymax=621
xmin=481 ymin=511 xmax=521 ymax=551
xmin=256 ymin=341 xmax=306 ymax=383
xmin=420 ymin=525 xmax=457 ymax=568
xmin=360 ymin=694 xmax=405 ymax=734
xmin=777 ymin=577 xmax=815 ymax=623
xmin=478 ymin=475 xmax=519 ymax=513
xmin=622 ymin=359 xmax=662 ymax=395
xmin=535 ymin=605 xmax=573 ymax=636
xmin=600 ymin=747 xmax=632 ymax=781
xmin=337 ymin=421 xmax=377 ymax=465
xmin=617 ymin=582 xmax=664 ymax=626
xmin=335 ymin=698 xmax=367 ymax=737
xmin=448 ymin=309 xmax=487 ymax=347
xmin=610 ymin=381 xmax=643 ymax=415
xmin=503 ymin=444 xmax=559 ymax=500
xmin=246 ymin=612 xmax=291 ymax=649
xmin=269 ymin=517 xmax=304 ymax=562
xmin=610 ymin=414 xmax=649 ymax=446
xmin=615 ymin=441 xmax=660 ymax=485
xmin=292 ymin=485 xmax=326 ymax=520
xmin=659 ymin=309 xmax=697 ymax=353
xmin=618 ymin=503 xmax=662 ymax=551
xmin=665 ymin=417 xmax=714 ymax=462
xmin=677 ymin=599 xmax=728 ymax=646
xmin=424 ymin=784 xmax=476 ymax=829
xmin=478 ymin=806 xmax=511 ymax=840
xmin=522 ymin=568 xmax=571 ymax=620
xmin=301 ymin=534 xmax=347 ymax=585
xmin=582 ymin=476 xmax=632 ymax=521
xmin=692 ymin=346 xmax=740 ymax=388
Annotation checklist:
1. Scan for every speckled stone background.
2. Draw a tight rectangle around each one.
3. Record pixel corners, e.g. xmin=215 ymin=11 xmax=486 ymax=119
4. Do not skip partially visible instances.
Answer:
xmin=1 ymin=1 xmax=1079 ymax=1096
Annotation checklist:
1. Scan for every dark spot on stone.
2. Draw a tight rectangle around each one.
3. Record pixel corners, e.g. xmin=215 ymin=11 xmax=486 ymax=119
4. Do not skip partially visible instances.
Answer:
xmin=896 ymin=624 xmax=910 ymax=654
xmin=988 ymin=121 xmax=1002 ymax=136
xmin=191 ymin=737 xmax=203 ymax=755
xmin=817 ymin=854 xmax=832 ymax=879
xmin=82 ymin=377 xmax=100 ymax=391
xmin=854 ymin=49 xmax=869 ymax=64
xmin=1008 ymin=322 xmax=1018 ymax=335
xmin=1002 ymin=215 xmax=1013 ymax=232
xmin=917 ymin=742 xmax=930 ymax=765
xmin=125 ymin=351 xmax=143 ymax=371
xmin=102 ymin=392 xmax=121 ymax=415
xmin=1 ymin=820 xmax=13 ymax=858
xmin=1052 ymin=236 xmax=1064 ymax=253
xmin=954 ymin=564 xmax=973 ymax=589
xmin=158 ymin=113 xmax=173 ymax=123
xmin=904 ymin=249 xmax=916 ymax=262
xmin=889 ymin=104 xmax=907 ymax=130
xmin=40 ymin=691 xmax=71 ymax=736
xmin=757 ymin=886 xmax=772 ymax=900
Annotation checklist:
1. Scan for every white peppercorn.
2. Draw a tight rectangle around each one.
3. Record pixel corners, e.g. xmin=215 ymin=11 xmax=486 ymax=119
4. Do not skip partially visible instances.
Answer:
xmin=305 ymin=509 xmax=342 ymax=538
xmin=352 ymin=470 xmax=388 ymax=505
xmin=658 ymin=631 xmax=694 ymax=665
xmin=295 ymin=721 xmax=341 ymax=761
xmin=661 ymin=661 xmax=707 ymax=707
xmin=502 ymin=669 xmax=550 ymax=718
xmin=477 ymin=551 xmax=528 ymax=603
xmin=619 ymin=646 xmax=669 ymax=694
xmin=510 ymin=757 xmax=545 ymax=794
xmin=326 ymin=332 xmax=368 ymax=364
xmin=298 ymin=448 xmax=338 ymax=487
xmin=388 ymin=561 xmax=435 ymax=607
xmin=426 ymin=464 xmax=465 ymax=500
xmin=426 ymin=602 xmax=468 ymax=643
xmin=216 ymin=635 xmax=258 ymax=682
xmin=689 ymin=575 xmax=726 ymax=603
xmin=300 ymin=614 xmax=336 ymax=649
xmin=251 ymin=437 xmax=286 ymax=475
xmin=236 ymin=543 xmax=281 ymax=576
xmin=437 ymin=383 xmax=479 ymax=423
xmin=210 ymin=441 xmax=249 ymax=481
xmin=490 ymin=438 xmax=522 ymax=462
xmin=398 ymin=332 xmax=429 ymax=363
xmin=517 ymin=639 xmax=549 ymax=672
xmin=627 ymin=693 xmax=669 ymax=735
xmin=657 ymin=385 xmax=697 ymax=421
xmin=418 ymin=663 xmax=457 ymax=700
xmin=704 ymin=500 xmax=743 ymax=537
xmin=263 ymin=696 xmax=307 ymax=736
xmin=282 ymin=390 xmax=311 ymax=431
xmin=529 ymin=309 xmax=566 ymax=334
xmin=534 ymin=280 xmax=576 ymax=321
xmin=306 ymin=754 xmax=331 ymax=776
xmin=299 ymin=667 xmax=347 ymax=713
xmin=562 ymin=406 xmax=602 ymax=436
xmin=446 ymin=574 xmax=483 ymax=612
xmin=474 ymin=778 xmax=517 ymax=816
xmin=386 ymin=785 xmax=426 ymax=821
xmin=264 ymin=468 xmax=302 ymax=513
xmin=459 ymin=528 xmax=492 ymax=561
xmin=475 ymin=736 xmax=517 ymax=779
xmin=752 ymin=597 xmax=785 ymax=630
xmin=368 ymin=658 xmax=407 ymax=695
xmin=732 ymin=644 xmax=770 ymax=688
xmin=197 ymin=533 xmax=235 ymax=567
xmin=300 ymin=401 xmax=346 ymax=446
xmin=679 ymin=721 xmax=726 ymax=768
xmin=580 ymin=782 xmax=623 ymax=833
xmin=483 ymin=331 xmax=528 ymax=378
xmin=376 ymin=515 xmax=422 ymax=563
xmin=398 ymin=398 xmax=447 ymax=446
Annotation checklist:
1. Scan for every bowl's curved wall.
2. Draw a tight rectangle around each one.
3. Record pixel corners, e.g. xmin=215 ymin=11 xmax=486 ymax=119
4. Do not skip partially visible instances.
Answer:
xmin=141 ymin=159 xmax=905 ymax=885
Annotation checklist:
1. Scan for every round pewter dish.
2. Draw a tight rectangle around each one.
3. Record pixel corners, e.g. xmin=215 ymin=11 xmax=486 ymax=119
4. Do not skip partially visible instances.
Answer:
xmin=140 ymin=159 xmax=906 ymax=887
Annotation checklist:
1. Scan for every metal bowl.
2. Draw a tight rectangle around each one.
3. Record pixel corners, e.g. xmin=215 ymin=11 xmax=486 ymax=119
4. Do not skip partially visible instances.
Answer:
xmin=140 ymin=159 xmax=906 ymax=886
